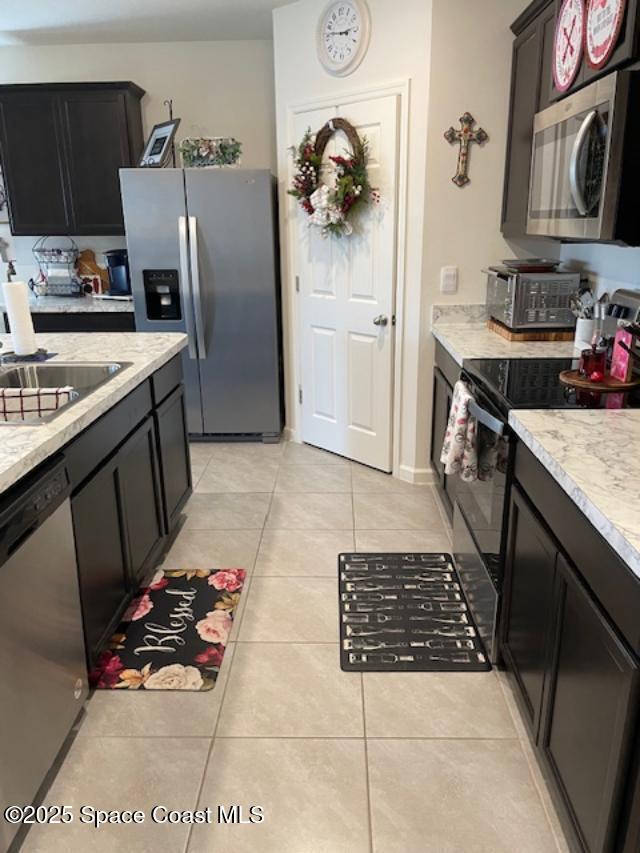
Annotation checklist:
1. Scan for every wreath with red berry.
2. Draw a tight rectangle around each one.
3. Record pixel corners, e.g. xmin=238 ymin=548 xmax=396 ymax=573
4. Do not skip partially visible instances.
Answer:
xmin=289 ymin=117 xmax=379 ymax=237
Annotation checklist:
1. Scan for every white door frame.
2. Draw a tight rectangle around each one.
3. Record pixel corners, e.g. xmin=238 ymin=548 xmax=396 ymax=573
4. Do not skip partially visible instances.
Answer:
xmin=285 ymin=79 xmax=410 ymax=477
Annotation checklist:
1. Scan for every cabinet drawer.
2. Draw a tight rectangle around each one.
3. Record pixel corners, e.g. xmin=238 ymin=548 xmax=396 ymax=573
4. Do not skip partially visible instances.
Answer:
xmin=66 ymin=381 xmax=152 ymax=489
xmin=515 ymin=443 xmax=640 ymax=654
xmin=150 ymin=354 xmax=183 ymax=406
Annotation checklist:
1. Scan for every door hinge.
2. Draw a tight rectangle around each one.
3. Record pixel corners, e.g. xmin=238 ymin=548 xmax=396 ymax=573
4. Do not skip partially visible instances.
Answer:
xmin=295 ymin=275 xmax=300 ymax=293
xmin=392 ymin=314 xmax=397 ymax=326
xmin=298 ymin=385 xmax=303 ymax=404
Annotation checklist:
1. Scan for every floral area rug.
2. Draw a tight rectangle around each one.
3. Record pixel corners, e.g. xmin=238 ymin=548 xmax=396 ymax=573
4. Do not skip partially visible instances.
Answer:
xmin=89 ymin=568 xmax=246 ymax=691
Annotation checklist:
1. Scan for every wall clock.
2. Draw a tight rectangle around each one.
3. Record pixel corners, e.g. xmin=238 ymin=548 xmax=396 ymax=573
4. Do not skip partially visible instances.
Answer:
xmin=553 ymin=0 xmax=585 ymax=92
xmin=317 ymin=0 xmax=371 ymax=76
xmin=585 ymin=0 xmax=626 ymax=69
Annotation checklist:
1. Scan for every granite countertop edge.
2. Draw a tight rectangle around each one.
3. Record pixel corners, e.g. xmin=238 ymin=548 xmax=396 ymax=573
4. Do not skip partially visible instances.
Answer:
xmin=432 ymin=322 xmax=578 ymax=366
xmin=0 ymin=296 xmax=135 ymax=314
xmin=0 ymin=332 xmax=187 ymax=495
xmin=509 ymin=410 xmax=640 ymax=582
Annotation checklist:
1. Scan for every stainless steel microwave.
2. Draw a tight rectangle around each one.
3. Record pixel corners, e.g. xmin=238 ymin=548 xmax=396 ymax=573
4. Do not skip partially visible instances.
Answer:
xmin=526 ymin=71 xmax=640 ymax=244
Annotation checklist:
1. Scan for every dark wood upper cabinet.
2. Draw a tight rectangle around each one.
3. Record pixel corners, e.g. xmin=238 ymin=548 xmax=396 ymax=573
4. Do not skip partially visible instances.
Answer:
xmin=0 ymin=82 xmax=144 ymax=237
xmin=0 ymin=91 xmax=73 ymax=235
xmin=501 ymin=0 xmax=555 ymax=239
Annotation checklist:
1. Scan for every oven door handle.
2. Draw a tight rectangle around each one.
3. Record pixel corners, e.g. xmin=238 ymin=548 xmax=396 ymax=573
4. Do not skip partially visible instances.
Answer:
xmin=569 ymin=110 xmax=597 ymax=216
xmin=467 ymin=398 xmax=506 ymax=437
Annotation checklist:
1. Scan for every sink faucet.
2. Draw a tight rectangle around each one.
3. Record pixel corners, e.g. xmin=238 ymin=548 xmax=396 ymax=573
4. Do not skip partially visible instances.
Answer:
xmin=6 ymin=260 xmax=16 ymax=282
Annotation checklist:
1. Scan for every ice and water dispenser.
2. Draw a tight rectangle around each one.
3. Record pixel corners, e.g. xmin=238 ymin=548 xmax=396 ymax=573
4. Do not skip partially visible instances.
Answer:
xmin=143 ymin=270 xmax=182 ymax=321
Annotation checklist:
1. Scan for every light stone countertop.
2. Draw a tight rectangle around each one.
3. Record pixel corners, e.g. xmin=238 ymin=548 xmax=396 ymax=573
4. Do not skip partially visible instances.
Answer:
xmin=0 ymin=295 xmax=134 ymax=314
xmin=432 ymin=323 xmax=579 ymax=366
xmin=0 ymin=332 xmax=187 ymax=495
xmin=509 ymin=408 xmax=640 ymax=581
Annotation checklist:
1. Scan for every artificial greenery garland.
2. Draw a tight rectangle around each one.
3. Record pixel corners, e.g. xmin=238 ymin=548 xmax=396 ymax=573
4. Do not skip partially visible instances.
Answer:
xmin=289 ymin=119 xmax=379 ymax=237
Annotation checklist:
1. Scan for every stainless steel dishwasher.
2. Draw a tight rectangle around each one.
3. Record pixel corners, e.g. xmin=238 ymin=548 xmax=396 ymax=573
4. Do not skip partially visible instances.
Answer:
xmin=0 ymin=457 xmax=88 ymax=851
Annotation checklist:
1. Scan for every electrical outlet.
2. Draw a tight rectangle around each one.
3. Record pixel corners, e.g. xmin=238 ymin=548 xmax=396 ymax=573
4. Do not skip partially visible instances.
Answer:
xmin=440 ymin=266 xmax=458 ymax=294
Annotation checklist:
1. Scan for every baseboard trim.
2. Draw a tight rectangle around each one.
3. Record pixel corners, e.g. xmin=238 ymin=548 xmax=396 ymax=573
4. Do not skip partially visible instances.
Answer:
xmin=396 ymin=464 xmax=437 ymax=485
xmin=282 ymin=427 xmax=298 ymax=443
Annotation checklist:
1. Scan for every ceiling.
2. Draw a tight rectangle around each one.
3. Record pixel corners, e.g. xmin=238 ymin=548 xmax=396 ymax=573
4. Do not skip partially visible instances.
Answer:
xmin=0 ymin=0 xmax=296 ymax=46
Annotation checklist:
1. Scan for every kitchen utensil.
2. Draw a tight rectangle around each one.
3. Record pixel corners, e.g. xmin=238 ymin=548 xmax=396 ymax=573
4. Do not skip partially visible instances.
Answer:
xmin=342 ymin=613 xmax=405 ymax=625
xmin=409 ymin=614 xmax=469 ymax=625
xmin=340 ymin=572 xmax=454 ymax=583
xmin=345 ymin=626 xmax=406 ymax=637
xmin=348 ymin=653 xmax=417 ymax=665
xmin=411 ymin=627 xmax=476 ymax=638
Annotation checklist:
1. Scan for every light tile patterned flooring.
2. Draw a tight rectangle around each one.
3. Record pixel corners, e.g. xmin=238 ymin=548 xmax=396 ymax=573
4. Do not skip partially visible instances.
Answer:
xmin=23 ymin=441 xmax=569 ymax=853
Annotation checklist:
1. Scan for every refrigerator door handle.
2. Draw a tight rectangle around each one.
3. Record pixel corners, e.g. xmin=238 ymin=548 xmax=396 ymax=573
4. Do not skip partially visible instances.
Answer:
xmin=178 ymin=216 xmax=198 ymax=360
xmin=188 ymin=216 xmax=207 ymax=360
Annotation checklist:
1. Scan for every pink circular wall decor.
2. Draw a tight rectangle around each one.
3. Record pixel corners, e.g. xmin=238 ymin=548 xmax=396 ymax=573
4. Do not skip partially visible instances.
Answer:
xmin=585 ymin=0 xmax=626 ymax=69
xmin=553 ymin=0 xmax=585 ymax=92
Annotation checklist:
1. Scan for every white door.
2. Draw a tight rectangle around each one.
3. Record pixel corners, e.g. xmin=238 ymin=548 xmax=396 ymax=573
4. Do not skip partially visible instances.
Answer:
xmin=294 ymin=93 xmax=399 ymax=472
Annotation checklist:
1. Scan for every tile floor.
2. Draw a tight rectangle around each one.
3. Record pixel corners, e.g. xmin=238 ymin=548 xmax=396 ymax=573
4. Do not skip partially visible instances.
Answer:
xmin=23 ymin=441 xmax=568 ymax=853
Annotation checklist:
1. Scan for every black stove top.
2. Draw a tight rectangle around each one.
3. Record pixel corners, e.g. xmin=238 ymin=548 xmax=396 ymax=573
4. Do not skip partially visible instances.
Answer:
xmin=462 ymin=357 xmax=640 ymax=417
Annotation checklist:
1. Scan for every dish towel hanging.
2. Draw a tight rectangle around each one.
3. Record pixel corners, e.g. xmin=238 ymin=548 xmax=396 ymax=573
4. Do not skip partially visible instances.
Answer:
xmin=0 ymin=386 xmax=76 ymax=422
xmin=440 ymin=380 xmax=478 ymax=482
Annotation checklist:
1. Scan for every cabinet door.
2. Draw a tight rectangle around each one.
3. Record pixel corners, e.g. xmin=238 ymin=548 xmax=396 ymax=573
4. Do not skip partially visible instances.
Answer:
xmin=0 ymin=91 xmax=72 ymax=236
xmin=72 ymin=456 xmax=129 ymax=664
xmin=431 ymin=368 xmax=448 ymax=485
xmin=155 ymin=385 xmax=192 ymax=532
xmin=118 ymin=417 xmax=165 ymax=585
xmin=537 ymin=3 xmax=557 ymax=112
xmin=501 ymin=485 xmax=558 ymax=737
xmin=431 ymin=368 xmax=455 ymax=519
xmin=541 ymin=553 xmax=639 ymax=853
xmin=502 ymin=21 xmax=542 ymax=237
xmin=58 ymin=91 xmax=130 ymax=234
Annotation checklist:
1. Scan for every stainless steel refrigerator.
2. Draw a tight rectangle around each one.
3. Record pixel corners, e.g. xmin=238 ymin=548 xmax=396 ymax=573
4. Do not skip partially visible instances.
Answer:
xmin=120 ymin=168 xmax=283 ymax=440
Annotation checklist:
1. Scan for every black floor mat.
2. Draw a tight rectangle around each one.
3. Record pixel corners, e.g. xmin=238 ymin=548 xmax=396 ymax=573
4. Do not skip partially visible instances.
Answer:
xmin=339 ymin=553 xmax=491 ymax=672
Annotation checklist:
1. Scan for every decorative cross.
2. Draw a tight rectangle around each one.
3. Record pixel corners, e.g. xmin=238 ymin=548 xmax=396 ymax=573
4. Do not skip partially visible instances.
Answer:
xmin=444 ymin=112 xmax=489 ymax=188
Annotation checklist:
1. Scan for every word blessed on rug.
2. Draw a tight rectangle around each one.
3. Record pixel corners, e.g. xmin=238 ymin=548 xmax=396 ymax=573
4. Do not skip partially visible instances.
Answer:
xmin=90 ymin=568 xmax=246 ymax=691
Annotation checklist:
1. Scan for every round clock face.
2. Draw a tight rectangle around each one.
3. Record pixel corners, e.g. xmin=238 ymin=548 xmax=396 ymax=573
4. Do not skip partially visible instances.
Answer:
xmin=553 ymin=0 xmax=585 ymax=93
xmin=317 ymin=0 xmax=370 ymax=76
xmin=586 ymin=0 xmax=626 ymax=69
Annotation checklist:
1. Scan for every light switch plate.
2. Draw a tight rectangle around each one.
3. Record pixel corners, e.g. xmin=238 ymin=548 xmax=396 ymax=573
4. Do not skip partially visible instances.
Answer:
xmin=440 ymin=266 xmax=458 ymax=294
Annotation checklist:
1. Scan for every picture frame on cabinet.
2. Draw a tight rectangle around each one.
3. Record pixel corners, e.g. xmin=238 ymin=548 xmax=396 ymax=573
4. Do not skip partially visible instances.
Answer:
xmin=138 ymin=119 xmax=181 ymax=168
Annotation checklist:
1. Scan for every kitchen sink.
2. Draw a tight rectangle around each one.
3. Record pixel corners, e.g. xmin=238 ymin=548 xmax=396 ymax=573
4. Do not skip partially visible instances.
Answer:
xmin=0 ymin=362 xmax=132 ymax=424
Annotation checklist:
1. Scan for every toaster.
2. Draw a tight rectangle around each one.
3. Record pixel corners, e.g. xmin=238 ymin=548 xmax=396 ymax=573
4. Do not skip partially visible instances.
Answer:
xmin=486 ymin=266 xmax=580 ymax=331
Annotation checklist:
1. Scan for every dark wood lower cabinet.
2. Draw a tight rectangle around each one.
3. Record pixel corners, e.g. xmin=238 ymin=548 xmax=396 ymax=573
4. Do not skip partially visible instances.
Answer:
xmin=503 ymin=448 xmax=640 ymax=853
xmin=154 ymin=384 xmax=192 ymax=531
xmin=431 ymin=366 xmax=456 ymax=519
xmin=69 ymin=363 xmax=190 ymax=666
xmin=541 ymin=553 xmax=639 ymax=853
xmin=72 ymin=455 xmax=128 ymax=665
xmin=501 ymin=485 xmax=557 ymax=738
xmin=118 ymin=416 xmax=165 ymax=586
xmin=3 ymin=311 xmax=136 ymax=334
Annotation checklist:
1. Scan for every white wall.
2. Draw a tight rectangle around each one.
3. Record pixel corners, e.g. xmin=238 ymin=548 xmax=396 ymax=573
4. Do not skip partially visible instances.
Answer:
xmin=273 ymin=0 xmax=433 ymax=481
xmin=560 ymin=242 xmax=640 ymax=298
xmin=0 ymin=40 xmax=276 ymax=280
xmin=422 ymin=0 xmax=555 ymax=310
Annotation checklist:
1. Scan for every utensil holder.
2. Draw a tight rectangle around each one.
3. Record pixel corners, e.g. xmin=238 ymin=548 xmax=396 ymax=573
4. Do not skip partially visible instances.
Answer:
xmin=574 ymin=318 xmax=595 ymax=350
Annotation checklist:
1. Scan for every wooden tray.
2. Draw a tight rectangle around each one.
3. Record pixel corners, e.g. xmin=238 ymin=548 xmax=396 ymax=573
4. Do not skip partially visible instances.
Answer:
xmin=487 ymin=318 xmax=575 ymax=342
xmin=559 ymin=369 xmax=640 ymax=392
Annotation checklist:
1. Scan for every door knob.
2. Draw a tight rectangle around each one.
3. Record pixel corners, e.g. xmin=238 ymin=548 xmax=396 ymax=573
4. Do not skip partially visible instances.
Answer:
xmin=373 ymin=315 xmax=389 ymax=327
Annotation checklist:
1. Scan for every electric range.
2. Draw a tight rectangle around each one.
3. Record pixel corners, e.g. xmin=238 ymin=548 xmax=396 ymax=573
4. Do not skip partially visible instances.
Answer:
xmin=450 ymin=356 xmax=640 ymax=666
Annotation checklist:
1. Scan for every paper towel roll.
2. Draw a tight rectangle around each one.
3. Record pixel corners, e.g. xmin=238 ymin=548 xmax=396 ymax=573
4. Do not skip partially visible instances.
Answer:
xmin=2 ymin=281 xmax=37 ymax=356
